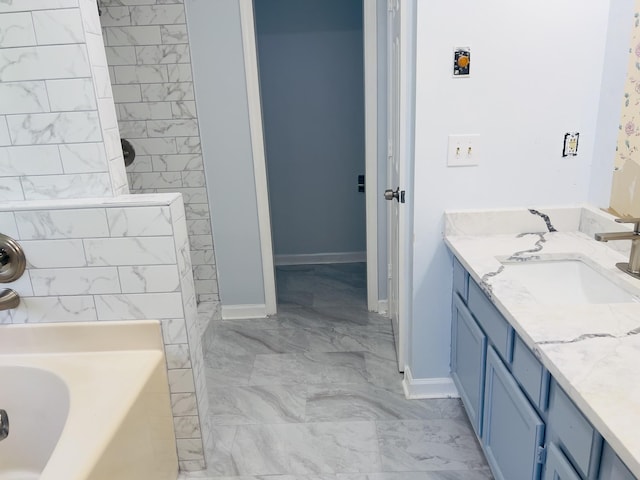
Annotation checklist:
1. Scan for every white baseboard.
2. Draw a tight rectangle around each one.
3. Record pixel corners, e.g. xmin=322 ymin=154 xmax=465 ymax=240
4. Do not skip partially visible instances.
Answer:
xmin=376 ymin=299 xmax=388 ymax=315
xmin=221 ymin=304 xmax=267 ymax=320
xmin=274 ymin=252 xmax=366 ymax=266
xmin=402 ymin=366 xmax=460 ymax=399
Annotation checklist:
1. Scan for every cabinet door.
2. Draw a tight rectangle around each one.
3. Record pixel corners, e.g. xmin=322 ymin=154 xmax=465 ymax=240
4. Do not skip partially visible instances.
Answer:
xmin=598 ymin=443 xmax=636 ymax=480
xmin=451 ymin=293 xmax=487 ymax=437
xmin=483 ymin=347 xmax=546 ymax=480
xmin=544 ymin=443 xmax=582 ymax=480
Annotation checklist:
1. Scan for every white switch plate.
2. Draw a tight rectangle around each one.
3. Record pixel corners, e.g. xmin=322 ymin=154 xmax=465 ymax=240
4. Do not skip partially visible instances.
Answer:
xmin=447 ymin=134 xmax=480 ymax=167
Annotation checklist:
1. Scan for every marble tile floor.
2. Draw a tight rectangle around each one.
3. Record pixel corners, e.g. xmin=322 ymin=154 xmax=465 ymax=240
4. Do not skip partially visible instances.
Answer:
xmin=180 ymin=263 xmax=492 ymax=480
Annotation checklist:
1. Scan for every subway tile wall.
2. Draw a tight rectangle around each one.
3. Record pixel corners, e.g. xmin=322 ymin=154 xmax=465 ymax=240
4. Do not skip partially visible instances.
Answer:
xmin=0 ymin=0 xmax=129 ymax=199
xmin=0 ymin=194 xmax=212 ymax=471
xmin=100 ymin=0 xmax=220 ymax=305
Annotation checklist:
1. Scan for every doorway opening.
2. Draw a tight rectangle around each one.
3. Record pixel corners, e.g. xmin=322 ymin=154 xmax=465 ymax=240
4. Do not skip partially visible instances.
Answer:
xmin=239 ymin=0 xmax=410 ymax=372
xmin=253 ymin=0 xmax=367 ymax=310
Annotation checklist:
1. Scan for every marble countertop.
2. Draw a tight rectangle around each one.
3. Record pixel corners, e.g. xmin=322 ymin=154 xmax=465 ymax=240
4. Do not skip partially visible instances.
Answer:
xmin=444 ymin=206 xmax=640 ymax=477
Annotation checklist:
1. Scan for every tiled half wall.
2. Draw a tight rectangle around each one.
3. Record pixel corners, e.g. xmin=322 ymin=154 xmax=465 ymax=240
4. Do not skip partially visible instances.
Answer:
xmin=0 ymin=193 xmax=213 ymax=471
xmin=99 ymin=0 xmax=219 ymax=305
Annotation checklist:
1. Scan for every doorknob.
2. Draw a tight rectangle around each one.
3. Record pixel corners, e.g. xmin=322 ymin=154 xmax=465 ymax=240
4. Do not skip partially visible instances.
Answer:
xmin=384 ymin=187 xmax=400 ymax=201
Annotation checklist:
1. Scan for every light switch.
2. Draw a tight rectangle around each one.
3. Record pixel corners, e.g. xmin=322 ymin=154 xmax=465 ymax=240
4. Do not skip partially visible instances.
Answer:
xmin=447 ymin=134 xmax=480 ymax=167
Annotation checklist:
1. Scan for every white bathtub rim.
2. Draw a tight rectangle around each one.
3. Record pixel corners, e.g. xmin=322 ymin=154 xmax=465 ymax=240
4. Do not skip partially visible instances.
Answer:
xmin=0 ymin=350 xmax=164 ymax=480
xmin=0 ymin=320 xmax=176 ymax=480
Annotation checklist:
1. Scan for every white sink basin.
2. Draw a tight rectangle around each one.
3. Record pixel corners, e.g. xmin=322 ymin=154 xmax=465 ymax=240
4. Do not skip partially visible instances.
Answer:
xmin=499 ymin=259 xmax=640 ymax=304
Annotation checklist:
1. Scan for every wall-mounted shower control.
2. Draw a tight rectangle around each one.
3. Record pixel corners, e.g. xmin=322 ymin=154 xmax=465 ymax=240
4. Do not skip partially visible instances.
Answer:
xmin=0 ymin=233 xmax=26 ymax=284
xmin=0 ymin=409 xmax=8 ymax=441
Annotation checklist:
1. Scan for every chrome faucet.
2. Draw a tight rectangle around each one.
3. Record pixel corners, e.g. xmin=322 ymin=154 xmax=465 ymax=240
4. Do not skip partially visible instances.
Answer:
xmin=0 ymin=409 xmax=8 ymax=441
xmin=595 ymin=217 xmax=640 ymax=279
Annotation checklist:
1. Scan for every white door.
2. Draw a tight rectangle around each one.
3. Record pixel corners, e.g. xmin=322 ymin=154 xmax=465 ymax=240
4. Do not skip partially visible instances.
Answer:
xmin=386 ymin=0 xmax=406 ymax=372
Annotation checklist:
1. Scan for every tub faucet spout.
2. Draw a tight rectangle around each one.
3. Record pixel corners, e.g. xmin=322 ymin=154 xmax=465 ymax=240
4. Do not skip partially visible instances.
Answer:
xmin=0 ymin=288 xmax=19 ymax=310
xmin=595 ymin=217 xmax=640 ymax=279
xmin=0 ymin=409 xmax=8 ymax=441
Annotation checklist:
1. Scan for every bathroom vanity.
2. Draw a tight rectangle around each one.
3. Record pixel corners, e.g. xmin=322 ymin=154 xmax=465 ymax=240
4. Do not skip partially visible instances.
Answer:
xmin=445 ymin=207 xmax=640 ymax=480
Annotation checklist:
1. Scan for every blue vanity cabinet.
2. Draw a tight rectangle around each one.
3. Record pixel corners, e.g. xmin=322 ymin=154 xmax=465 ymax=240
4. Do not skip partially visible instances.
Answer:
xmin=449 ymin=259 xmax=639 ymax=480
xmin=482 ymin=346 xmax=546 ymax=480
xmin=451 ymin=293 xmax=487 ymax=436
xmin=544 ymin=443 xmax=582 ymax=480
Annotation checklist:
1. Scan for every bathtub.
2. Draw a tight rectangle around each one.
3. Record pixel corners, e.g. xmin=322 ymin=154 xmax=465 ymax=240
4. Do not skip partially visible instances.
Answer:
xmin=0 ymin=321 xmax=178 ymax=480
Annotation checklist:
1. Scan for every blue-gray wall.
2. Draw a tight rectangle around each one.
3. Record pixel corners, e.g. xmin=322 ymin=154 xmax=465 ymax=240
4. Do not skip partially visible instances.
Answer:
xmin=254 ymin=0 xmax=366 ymax=257
xmin=185 ymin=0 xmax=265 ymax=306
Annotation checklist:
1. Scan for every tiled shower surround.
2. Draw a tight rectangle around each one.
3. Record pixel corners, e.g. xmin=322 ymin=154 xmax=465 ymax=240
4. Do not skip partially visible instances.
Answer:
xmin=0 ymin=194 xmax=213 ymax=471
xmin=0 ymin=1 xmax=215 ymax=471
xmin=0 ymin=0 xmax=128 ymax=199
xmin=99 ymin=0 xmax=220 ymax=305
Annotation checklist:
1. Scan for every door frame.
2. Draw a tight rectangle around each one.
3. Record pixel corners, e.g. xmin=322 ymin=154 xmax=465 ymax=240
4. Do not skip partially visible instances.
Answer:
xmin=364 ymin=0 xmax=380 ymax=313
xmin=238 ymin=0 xmax=277 ymax=315
xmin=237 ymin=0 xmax=410 ymax=330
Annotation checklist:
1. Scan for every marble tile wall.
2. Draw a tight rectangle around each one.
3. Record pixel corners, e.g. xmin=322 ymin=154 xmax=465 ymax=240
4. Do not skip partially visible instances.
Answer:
xmin=0 ymin=0 xmax=129 ymax=199
xmin=99 ymin=0 xmax=219 ymax=305
xmin=0 ymin=194 xmax=210 ymax=471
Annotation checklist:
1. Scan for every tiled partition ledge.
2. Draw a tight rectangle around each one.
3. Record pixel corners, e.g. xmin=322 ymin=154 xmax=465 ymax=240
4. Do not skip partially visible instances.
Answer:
xmin=0 ymin=193 xmax=212 ymax=471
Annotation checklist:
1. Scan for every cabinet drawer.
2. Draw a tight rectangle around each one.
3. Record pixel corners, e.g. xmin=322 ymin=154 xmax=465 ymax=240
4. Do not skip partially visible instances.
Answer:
xmin=453 ymin=256 xmax=468 ymax=302
xmin=598 ymin=443 xmax=635 ymax=480
xmin=468 ymin=280 xmax=513 ymax=361
xmin=548 ymin=381 xmax=603 ymax=479
xmin=512 ymin=335 xmax=549 ymax=411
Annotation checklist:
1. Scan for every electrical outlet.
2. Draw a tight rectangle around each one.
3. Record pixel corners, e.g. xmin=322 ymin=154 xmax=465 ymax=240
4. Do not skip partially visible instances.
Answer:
xmin=447 ymin=134 xmax=480 ymax=167
xmin=562 ymin=132 xmax=579 ymax=157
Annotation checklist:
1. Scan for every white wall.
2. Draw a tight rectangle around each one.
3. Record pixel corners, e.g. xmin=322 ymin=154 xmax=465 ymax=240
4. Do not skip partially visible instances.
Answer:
xmin=410 ymin=1 xmax=621 ymax=379
xmin=254 ymin=0 xmax=366 ymax=258
xmin=185 ymin=0 xmax=265 ymax=307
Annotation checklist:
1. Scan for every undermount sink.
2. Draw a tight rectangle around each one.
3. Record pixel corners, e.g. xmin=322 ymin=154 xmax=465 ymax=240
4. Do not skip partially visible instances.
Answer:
xmin=499 ymin=259 xmax=640 ymax=305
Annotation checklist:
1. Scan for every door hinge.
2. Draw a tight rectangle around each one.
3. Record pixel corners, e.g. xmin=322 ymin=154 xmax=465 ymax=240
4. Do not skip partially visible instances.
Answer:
xmin=387 ymin=0 xmax=394 ymax=12
xmin=535 ymin=445 xmax=547 ymax=465
xmin=387 ymin=141 xmax=393 ymax=157
xmin=388 ymin=263 xmax=392 ymax=279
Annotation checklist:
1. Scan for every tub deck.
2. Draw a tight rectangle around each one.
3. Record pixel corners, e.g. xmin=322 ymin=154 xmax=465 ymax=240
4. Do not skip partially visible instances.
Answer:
xmin=0 ymin=321 xmax=178 ymax=480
